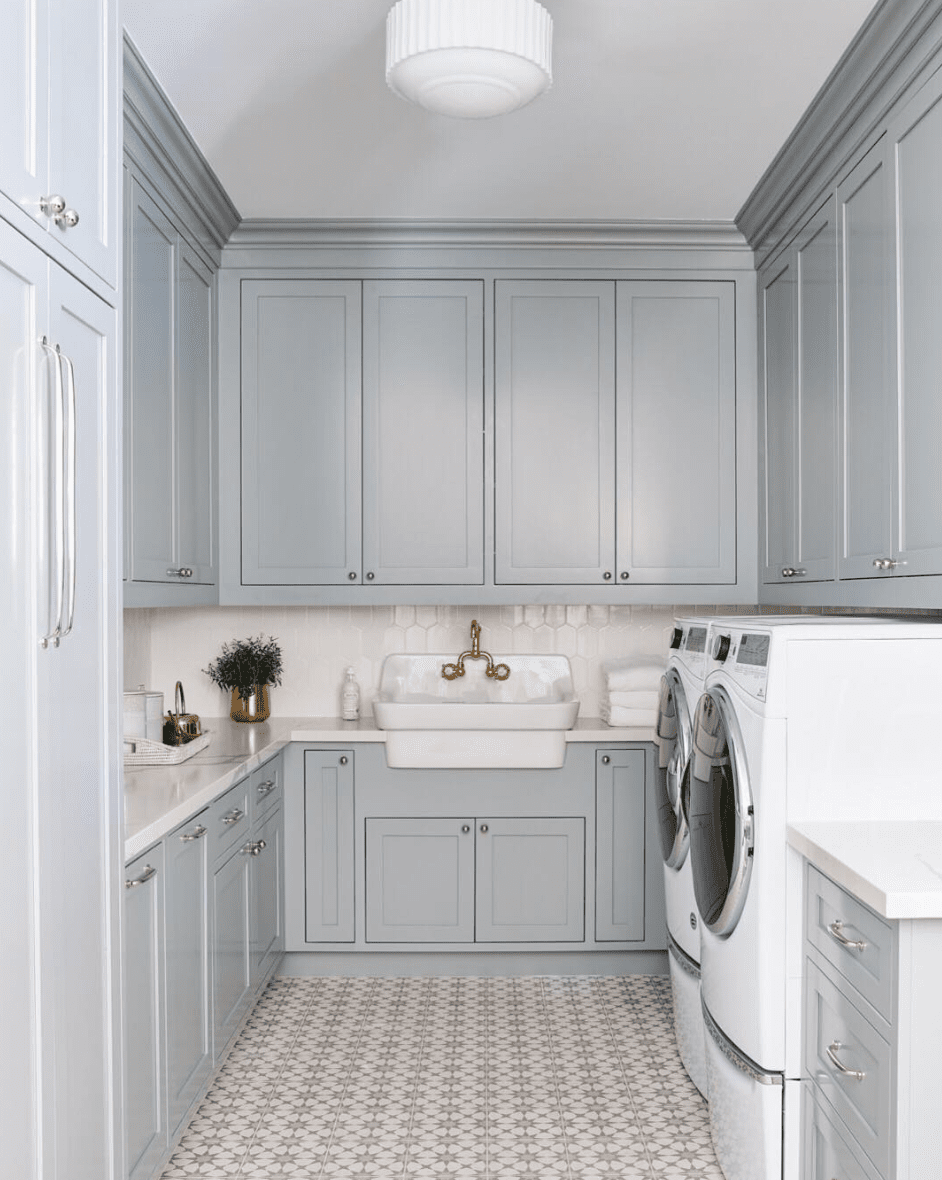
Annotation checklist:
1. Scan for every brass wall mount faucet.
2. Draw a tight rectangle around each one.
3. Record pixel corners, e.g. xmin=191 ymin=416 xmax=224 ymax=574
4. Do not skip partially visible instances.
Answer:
xmin=442 ymin=620 xmax=510 ymax=681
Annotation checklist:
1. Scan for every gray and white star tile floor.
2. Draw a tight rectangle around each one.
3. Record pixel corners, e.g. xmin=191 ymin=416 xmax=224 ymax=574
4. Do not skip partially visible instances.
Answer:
xmin=160 ymin=975 xmax=723 ymax=1180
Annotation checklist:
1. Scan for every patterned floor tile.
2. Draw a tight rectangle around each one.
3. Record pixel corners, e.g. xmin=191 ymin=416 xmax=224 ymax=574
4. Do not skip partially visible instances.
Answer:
xmin=159 ymin=975 xmax=723 ymax=1180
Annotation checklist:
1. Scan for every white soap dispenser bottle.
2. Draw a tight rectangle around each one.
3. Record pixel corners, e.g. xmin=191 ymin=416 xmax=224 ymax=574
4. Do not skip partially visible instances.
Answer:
xmin=341 ymin=666 xmax=360 ymax=721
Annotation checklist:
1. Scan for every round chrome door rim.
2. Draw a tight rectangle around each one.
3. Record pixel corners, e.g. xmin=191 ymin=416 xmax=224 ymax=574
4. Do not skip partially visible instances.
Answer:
xmin=658 ymin=669 xmax=692 ymax=870
xmin=690 ymin=683 xmax=755 ymax=937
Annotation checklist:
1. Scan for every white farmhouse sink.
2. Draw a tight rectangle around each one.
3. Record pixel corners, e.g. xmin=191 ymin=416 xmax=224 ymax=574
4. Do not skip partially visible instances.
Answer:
xmin=374 ymin=653 xmax=579 ymax=768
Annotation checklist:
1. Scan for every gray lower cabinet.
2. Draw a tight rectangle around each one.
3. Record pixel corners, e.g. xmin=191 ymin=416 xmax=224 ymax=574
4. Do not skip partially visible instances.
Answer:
xmin=251 ymin=801 xmax=284 ymax=986
xmin=495 ymin=278 xmax=736 ymax=586
xmin=124 ymin=848 xmax=166 ymax=1180
xmin=303 ymin=750 xmax=356 ymax=942
xmin=595 ymin=749 xmax=646 ymax=941
xmin=124 ymin=174 xmax=215 ymax=598
xmin=365 ymin=817 xmax=585 ymax=943
xmin=164 ymin=811 xmax=212 ymax=1137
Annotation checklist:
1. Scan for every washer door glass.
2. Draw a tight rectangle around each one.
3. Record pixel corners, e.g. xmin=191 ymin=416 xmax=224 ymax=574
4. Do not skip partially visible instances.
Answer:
xmin=689 ymin=686 xmax=755 ymax=936
xmin=654 ymin=670 xmax=691 ymax=869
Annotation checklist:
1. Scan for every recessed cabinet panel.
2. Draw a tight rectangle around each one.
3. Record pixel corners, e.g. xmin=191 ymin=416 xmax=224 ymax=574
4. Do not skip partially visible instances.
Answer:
xmin=212 ymin=842 xmax=252 ymax=1056
xmin=617 ymin=281 xmax=736 ymax=583
xmin=760 ymin=257 xmax=796 ymax=582
xmin=0 ymin=0 xmax=47 ymax=218
xmin=366 ymin=818 xmax=475 ymax=943
xmin=362 ymin=280 xmax=484 ymax=584
xmin=475 ymin=818 xmax=585 ymax=942
xmin=241 ymin=280 xmax=362 ymax=584
xmin=838 ymin=144 xmax=895 ymax=578
xmin=251 ymin=803 xmax=284 ymax=985
xmin=495 ymin=280 xmax=616 ymax=584
xmin=595 ymin=750 xmax=646 ymax=941
xmin=892 ymin=76 xmax=942 ymax=575
xmin=303 ymin=750 xmax=355 ymax=942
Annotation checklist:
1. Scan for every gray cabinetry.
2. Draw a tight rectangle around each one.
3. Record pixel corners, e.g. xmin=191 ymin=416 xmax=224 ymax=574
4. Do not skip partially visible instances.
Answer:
xmin=595 ymin=749 xmax=646 ymax=941
xmin=760 ymin=201 xmax=838 ymax=586
xmin=303 ymin=749 xmax=356 ymax=942
xmin=125 ymin=175 xmax=215 ymax=599
xmin=163 ymin=812 xmax=212 ymax=1138
xmin=495 ymin=280 xmax=616 ymax=584
xmin=0 ymin=0 xmax=117 ymax=287
xmin=251 ymin=799 xmax=284 ymax=987
xmin=124 ymin=848 xmax=166 ymax=1180
xmin=365 ymin=816 xmax=585 ymax=943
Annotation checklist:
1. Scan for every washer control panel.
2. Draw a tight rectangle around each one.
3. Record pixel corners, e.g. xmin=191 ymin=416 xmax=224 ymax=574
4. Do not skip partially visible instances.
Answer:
xmin=707 ymin=625 xmax=771 ymax=701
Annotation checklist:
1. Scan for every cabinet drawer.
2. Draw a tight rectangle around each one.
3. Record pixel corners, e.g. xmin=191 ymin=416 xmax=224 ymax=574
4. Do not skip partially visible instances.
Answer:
xmin=252 ymin=756 xmax=283 ymax=820
xmin=802 ymin=1080 xmax=882 ymax=1180
xmin=210 ymin=776 xmax=252 ymax=861
xmin=804 ymin=957 xmax=892 ymax=1178
xmin=806 ymin=865 xmax=896 ymax=1022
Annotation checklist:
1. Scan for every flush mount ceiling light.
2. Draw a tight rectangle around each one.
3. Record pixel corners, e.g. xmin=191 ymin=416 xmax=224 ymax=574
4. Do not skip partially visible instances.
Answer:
xmin=386 ymin=0 xmax=553 ymax=119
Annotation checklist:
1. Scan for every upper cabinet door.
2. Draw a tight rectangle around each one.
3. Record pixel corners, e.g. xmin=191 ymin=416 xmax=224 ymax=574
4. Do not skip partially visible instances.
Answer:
xmin=837 ymin=141 xmax=896 ymax=579
xmin=362 ymin=280 xmax=484 ymax=585
xmin=0 ymin=0 xmax=117 ymax=288
xmin=241 ymin=280 xmax=362 ymax=585
xmin=759 ymin=254 xmax=797 ymax=583
xmin=889 ymin=68 xmax=942 ymax=578
xmin=495 ymin=280 xmax=616 ymax=585
xmin=616 ymin=281 xmax=736 ymax=584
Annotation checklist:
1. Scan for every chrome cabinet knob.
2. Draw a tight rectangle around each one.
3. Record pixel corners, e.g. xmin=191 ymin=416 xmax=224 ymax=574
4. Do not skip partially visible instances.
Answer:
xmin=873 ymin=558 xmax=905 ymax=570
xmin=601 ymin=755 xmax=611 ymax=764
xmin=366 ymin=572 xmax=375 ymax=581
xmin=40 ymin=195 xmax=79 ymax=227
xmin=347 ymin=571 xmax=357 ymax=581
xmin=339 ymin=755 xmax=348 ymax=765
xmin=166 ymin=567 xmax=193 ymax=578
xmin=781 ymin=567 xmax=807 ymax=578
xmin=461 ymin=824 xmax=470 ymax=833
xmin=620 ymin=571 xmax=629 ymax=580
xmin=603 ymin=571 xmax=612 ymax=580
xmin=479 ymin=824 xmax=489 ymax=834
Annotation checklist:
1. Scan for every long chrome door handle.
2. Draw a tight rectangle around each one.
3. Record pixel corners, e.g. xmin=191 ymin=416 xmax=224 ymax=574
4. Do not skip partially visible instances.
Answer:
xmin=125 ymin=865 xmax=158 ymax=889
xmin=826 ymin=1041 xmax=865 ymax=1082
xmin=827 ymin=920 xmax=867 ymax=952
xmin=38 ymin=338 xmax=65 ymax=648
xmin=59 ymin=348 xmax=77 ymax=639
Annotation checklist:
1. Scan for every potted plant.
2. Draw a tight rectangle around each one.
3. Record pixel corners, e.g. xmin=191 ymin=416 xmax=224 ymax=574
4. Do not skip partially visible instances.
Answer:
xmin=203 ymin=634 xmax=284 ymax=723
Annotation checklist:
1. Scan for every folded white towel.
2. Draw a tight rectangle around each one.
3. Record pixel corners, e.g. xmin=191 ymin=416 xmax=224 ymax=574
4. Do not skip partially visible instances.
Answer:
xmin=600 ymin=703 xmax=659 ymax=728
xmin=603 ymin=657 xmax=666 ymax=692
xmin=606 ymin=689 xmax=660 ymax=711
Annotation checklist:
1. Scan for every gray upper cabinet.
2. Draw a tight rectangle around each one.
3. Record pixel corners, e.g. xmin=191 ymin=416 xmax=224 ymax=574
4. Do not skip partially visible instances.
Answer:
xmin=760 ymin=201 xmax=838 ymax=586
xmin=495 ymin=280 xmax=617 ymax=584
xmin=0 ymin=0 xmax=117 ymax=288
xmin=125 ymin=175 xmax=216 ymax=598
xmin=616 ymin=281 xmax=736 ymax=584
xmin=837 ymin=141 xmax=896 ymax=581
xmin=241 ymin=280 xmax=362 ymax=586
xmin=362 ymin=280 xmax=484 ymax=585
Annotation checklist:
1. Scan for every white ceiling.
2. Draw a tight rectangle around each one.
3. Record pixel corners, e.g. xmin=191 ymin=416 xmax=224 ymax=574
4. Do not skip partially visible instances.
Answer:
xmin=122 ymin=0 xmax=880 ymax=223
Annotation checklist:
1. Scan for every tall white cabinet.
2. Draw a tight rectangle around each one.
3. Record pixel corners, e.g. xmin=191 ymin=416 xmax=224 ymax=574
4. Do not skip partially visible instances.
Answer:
xmin=0 ymin=3 xmax=122 ymax=1179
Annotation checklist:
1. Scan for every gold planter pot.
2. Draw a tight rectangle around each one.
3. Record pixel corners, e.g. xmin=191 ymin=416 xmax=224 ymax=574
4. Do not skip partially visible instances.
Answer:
xmin=230 ymin=684 xmax=271 ymax=723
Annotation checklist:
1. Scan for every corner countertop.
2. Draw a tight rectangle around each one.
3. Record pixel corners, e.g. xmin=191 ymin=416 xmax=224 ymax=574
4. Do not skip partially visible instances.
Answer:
xmin=788 ymin=821 xmax=942 ymax=920
xmin=124 ymin=716 xmax=654 ymax=862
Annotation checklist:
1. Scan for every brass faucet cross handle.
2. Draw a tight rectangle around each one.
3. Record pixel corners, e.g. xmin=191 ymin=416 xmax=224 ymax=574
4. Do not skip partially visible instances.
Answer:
xmin=442 ymin=620 xmax=511 ymax=681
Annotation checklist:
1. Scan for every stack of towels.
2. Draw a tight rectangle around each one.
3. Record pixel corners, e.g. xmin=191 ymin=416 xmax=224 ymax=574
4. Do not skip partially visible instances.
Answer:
xmin=600 ymin=656 xmax=666 ymax=727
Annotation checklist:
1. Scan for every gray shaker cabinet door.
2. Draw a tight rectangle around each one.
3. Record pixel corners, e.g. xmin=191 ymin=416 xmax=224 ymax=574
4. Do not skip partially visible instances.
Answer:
xmin=760 ymin=254 xmax=797 ymax=583
xmin=475 ymin=817 xmax=585 ymax=943
xmin=362 ymin=280 xmax=484 ymax=584
xmin=595 ymin=750 xmax=646 ymax=942
xmin=241 ymin=280 xmax=362 ymax=585
xmin=365 ymin=818 xmax=476 ymax=943
xmin=212 ymin=841 xmax=252 ymax=1058
xmin=303 ymin=750 xmax=355 ymax=943
xmin=124 ymin=847 xmax=167 ymax=1180
xmin=251 ymin=803 xmax=284 ymax=985
xmin=495 ymin=280 xmax=616 ymax=584
xmin=174 ymin=242 xmax=215 ymax=584
xmin=889 ymin=68 xmax=942 ymax=577
xmin=126 ymin=179 xmax=176 ymax=582
xmin=164 ymin=813 xmax=212 ymax=1140
xmin=837 ymin=142 xmax=896 ymax=579
xmin=616 ymin=281 xmax=736 ymax=584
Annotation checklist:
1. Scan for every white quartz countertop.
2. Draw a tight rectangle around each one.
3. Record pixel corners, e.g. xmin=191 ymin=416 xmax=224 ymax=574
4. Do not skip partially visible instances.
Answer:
xmin=124 ymin=716 xmax=654 ymax=862
xmin=788 ymin=821 xmax=942 ymax=920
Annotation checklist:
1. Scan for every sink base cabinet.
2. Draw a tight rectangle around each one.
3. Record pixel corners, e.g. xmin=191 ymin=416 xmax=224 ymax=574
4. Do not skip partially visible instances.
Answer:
xmin=285 ymin=742 xmax=663 ymax=956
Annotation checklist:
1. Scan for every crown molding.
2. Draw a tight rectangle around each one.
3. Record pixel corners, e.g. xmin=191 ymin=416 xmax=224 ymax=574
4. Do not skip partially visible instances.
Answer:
xmin=123 ymin=33 xmax=240 ymax=265
xmin=226 ymin=218 xmax=751 ymax=253
xmin=738 ymin=0 xmax=942 ymax=264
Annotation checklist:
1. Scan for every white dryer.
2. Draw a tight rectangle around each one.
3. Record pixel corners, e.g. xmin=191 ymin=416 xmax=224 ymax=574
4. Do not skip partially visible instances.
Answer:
xmin=688 ymin=616 xmax=942 ymax=1180
xmin=654 ymin=616 xmax=709 ymax=1097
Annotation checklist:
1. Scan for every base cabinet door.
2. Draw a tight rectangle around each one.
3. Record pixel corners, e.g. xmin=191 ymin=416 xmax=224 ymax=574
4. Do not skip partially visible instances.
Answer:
xmin=212 ymin=841 xmax=252 ymax=1058
xmin=595 ymin=750 xmax=646 ymax=941
xmin=124 ymin=848 xmax=166 ymax=1180
xmin=164 ymin=813 xmax=212 ymax=1138
xmin=251 ymin=803 xmax=284 ymax=987
xmin=366 ymin=817 xmax=476 ymax=943
xmin=303 ymin=750 xmax=355 ymax=942
xmin=476 ymin=818 xmax=585 ymax=942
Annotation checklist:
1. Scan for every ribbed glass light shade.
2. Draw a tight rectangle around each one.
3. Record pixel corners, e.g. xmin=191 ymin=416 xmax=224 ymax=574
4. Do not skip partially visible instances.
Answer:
xmin=386 ymin=0 xmax=553 ymax=119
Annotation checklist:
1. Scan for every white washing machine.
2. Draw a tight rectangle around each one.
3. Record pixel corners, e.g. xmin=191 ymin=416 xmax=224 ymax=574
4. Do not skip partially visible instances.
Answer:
xmin=654 ymin=615 xmax=710 ymax=1097
xmin=688 ymin=616 xmax=942 ymax=1180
